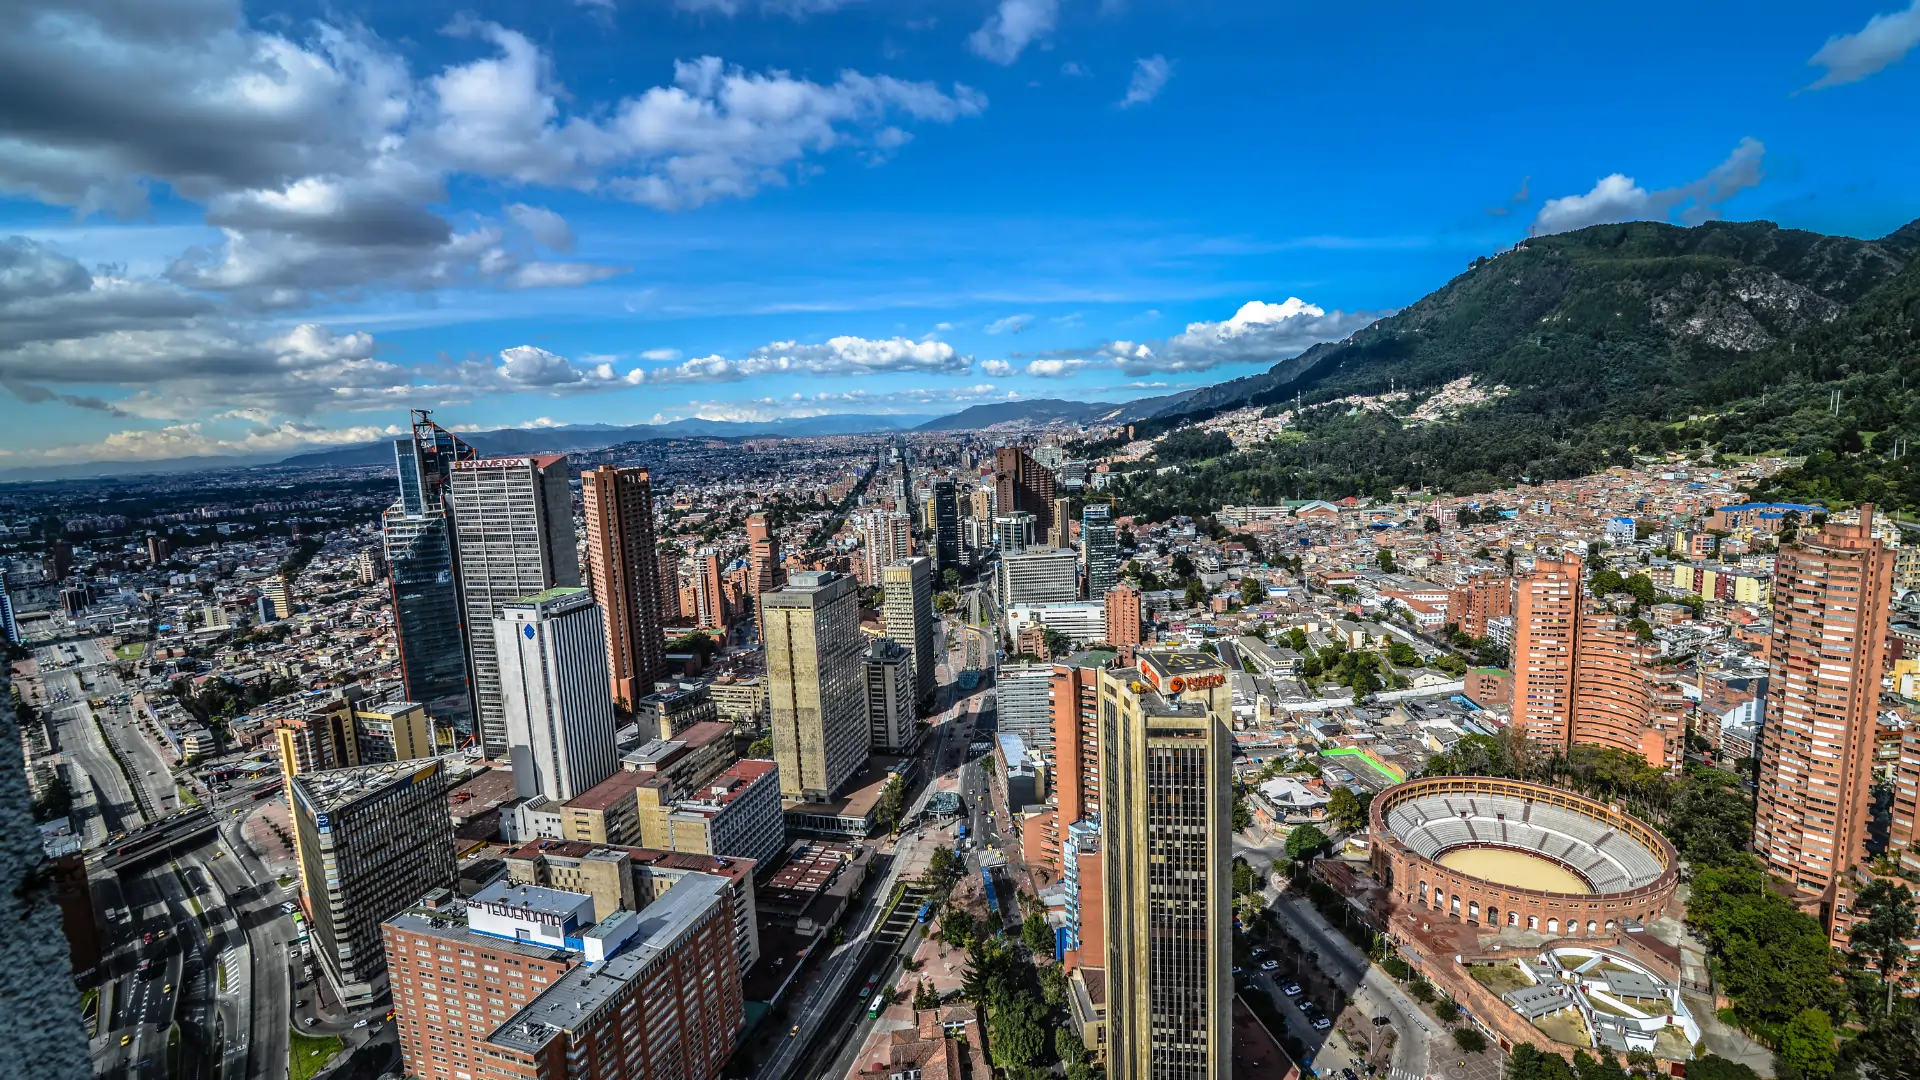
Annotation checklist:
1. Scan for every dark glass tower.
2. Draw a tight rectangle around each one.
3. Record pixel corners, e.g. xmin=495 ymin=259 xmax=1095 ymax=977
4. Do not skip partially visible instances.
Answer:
xmin=932 ymin=478 xmax=960 ymax=572
xmin=383 ymin=411 xmax=477 ymax=736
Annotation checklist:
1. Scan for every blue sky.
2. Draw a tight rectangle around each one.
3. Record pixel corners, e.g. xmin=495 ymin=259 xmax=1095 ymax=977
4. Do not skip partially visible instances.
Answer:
xmin=3 ymin=0 xmax=1919 ymax=466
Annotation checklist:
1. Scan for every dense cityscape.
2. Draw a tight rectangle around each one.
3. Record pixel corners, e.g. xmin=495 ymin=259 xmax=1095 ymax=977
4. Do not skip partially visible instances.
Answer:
xmin=4 ymin=394 xmax=1918 ymax=1080
xmin=5 ymin=4 xmax=1920 ymax=1080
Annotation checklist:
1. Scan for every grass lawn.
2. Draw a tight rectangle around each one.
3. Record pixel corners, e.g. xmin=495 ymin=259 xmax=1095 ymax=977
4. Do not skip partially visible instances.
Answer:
xmin=114 ymin=642 xmax=148 ymax=660
xmin=1534 ymin=1010 xmax=1589 ymax=1047
xmin=1468 ymin=963 xmax=1532 ymax=995
xmin=289 ymin=1032 xmax=344 ymax=1080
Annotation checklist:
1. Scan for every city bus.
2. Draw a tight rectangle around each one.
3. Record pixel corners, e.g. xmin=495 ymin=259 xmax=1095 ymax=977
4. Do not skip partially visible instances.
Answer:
xmin=869 ymin=995 xmax=885 ymax=1018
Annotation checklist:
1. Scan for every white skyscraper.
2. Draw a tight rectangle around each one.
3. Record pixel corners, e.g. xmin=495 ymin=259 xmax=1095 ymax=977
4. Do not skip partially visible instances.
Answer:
xmin=449 ymin=454 xmax=580 ymax=759
xmin=493 ymin=587 xmax=617 ymax=801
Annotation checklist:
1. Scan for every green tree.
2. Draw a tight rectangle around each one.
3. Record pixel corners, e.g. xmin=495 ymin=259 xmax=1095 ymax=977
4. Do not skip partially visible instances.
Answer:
xmin=1021 ymin=910 xmax=1055 ymax=958
xmin=1232 ymin=859 xmax=1258 ymax=897
xmin=1423 ymin=516 xmax=1441 ymax=533
xmin=1774 ymin=1009 xmax=1836 ymax=1080
xmin=1377 ymin=548 xmax=1396 ymax=572
xmin=941 ymin=905 xmax=978 ymax=949
xmin=1434 ymin=998 xmax=1460 ymax=1023
xmin=1233 ymin=786 xmax=1253 ymax=831
xmin=1687 ymin=861 xmax=1842 ymax=1027
xmin=1453 ymin=1027 xmax=1487 ymax=1054
xmin=1386 ymin=639 xmax=1421 ymax=667
xmin=989 ymin=993 xmax=1048 ymax=1068
xmin=1681 ymin=1056 xmax=1760 ymax=1080
xmin=1572 ymin=1050 xmax=1628 ymax=1080
xmin=1184 ymin=578 xmax=1209 ymax=607
xmin=877 ymin=776 xmax=905 ymax=836
xmin=1285 ymin=823 xmax=1329 ymax=861
xmin=1239 ymin=574 xmax=1267 ymax=606
xmin=747 ymin=735 xmax=773 ymax=758
xmin=921 ymin=845 xmax=965 ymax=894
xmin=1506 ymin=1043 xmax=1577 ymax=1080
xmin=1847 ymin=879 xmax=1918 ymax=1015
xmin=1326 ymin=787 xmax=1374 ymax=830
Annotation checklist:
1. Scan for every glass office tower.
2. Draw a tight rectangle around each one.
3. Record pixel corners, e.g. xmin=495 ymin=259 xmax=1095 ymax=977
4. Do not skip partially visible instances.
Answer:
xmin=382 ymin=411 xmax=477 ymax=736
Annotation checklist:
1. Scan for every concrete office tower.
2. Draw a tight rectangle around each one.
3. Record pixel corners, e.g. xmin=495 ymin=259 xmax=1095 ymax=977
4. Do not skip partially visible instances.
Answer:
xmin=995 ymin=445 xmax=1058 ymax=537
xmin=495 ymin=588 xmax=619 ymax=802
xmin=1 ymin=586 xmax=22 ymax=646
xmin=1756 ymin=505 xmax=1893 ymax=906
xmin=383 ymin=873 xmax=743 ymax=1080
xmin=1051 ymin=656 xmax=1106 ymax=823
xmin=932 ymin=479 xmax=960 ymax=571
xmin=971 ymin=485 xmax=995 ymax=524
xmin=582 ymin=466 xmax=667 ymax=711
xmin=763 ymin=571 xmax=868 ymax=801
xmin=1105 ymin=582 xmax=1143 ymax=646
xmin=1082 ymin=503 xmax=1120 ymax=599
xmin=450 ymin=454 xmax=581 ymax=759
xmin=865 ymin=638 xmax=917 ymax=753
xmin=1101 ymin=650 xmax=1233 ymax=1078
xmin=1048 ymin=495 xmax=1075 ymax=548
xmin=291 ymin=758 xmax=457 ymax=1007
xmin=384 ymin=411 xmax=479 ymax=735
xmin=1510 ymin=555 xmax=1582 ymax=748
xmin=1001 ymin=546 xmax=1080 ymax=607
xmin=882 ymin=556 xmax=936 ymax=711
xmin=995 ymin=511 xmax=1036 ymax=554
xmin=746 ymin=512 xmax=786 ymax=601
xmin=864 ymin=512 xmax=914 ymax=581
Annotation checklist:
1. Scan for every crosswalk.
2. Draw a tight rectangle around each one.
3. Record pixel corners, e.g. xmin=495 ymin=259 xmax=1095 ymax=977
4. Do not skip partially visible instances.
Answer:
xmin=218 ymin=949 xmax=242 ymax=995
xmin=1387 ymin=1068 xmax=1428 ymax=1080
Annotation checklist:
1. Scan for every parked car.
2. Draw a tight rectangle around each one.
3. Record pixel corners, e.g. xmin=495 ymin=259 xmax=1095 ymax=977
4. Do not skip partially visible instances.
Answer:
xmin=1283 ymin=983 xmax=1302 ymax=996
xmin=1313 ymin=1017 xmax=1332 ymax=1030
xmin=1259 ymin=960 xmax=1279 ymax=972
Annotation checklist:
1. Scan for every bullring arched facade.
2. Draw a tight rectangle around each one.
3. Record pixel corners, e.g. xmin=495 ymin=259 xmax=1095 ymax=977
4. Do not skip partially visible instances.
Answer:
xmin=1369 ymin=776 xmax=1677 ymax=934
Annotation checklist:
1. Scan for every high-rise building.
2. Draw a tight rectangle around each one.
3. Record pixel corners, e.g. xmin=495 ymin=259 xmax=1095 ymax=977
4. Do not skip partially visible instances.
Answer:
xmin=746 ymin=512 xmax=786 ymax=603
xmin=1509 ymin=556 xmax=1686 ymax=768
xmin=996 ymin=662 xmax=1055 ymax=750
xmin=581 ymin=466 xmax=666 ymax=711
xmin=1051 ymin=655 xmax=1107 ymax=824
xmin=272 ymin=693 xmax=436 ymax=781
xmin=882 ymin=556 xmax=935 ymax=711
xmin=1510 ymin=556 xmax=1582 ymax=748
xmin=0 ymin=586 xmax=20 ymax=646
xmin=1105 ymin=583 xmax=1143 ymax=647
xmin=1756 ymin=506 xmax=1893 ymax=906
xmin=762 ymin=571 xmax=867 ymax=801
xmin=688 ymin=548 xmax=727 ymax=630
xmin=384 ymin=411 xmax=479 ymax=736
xmin=260 ymin=575 xmax=292 ymax=619
xmin=1082 ymin=503 xmax=1120 ymax=599
xmin=971 ymin=485 xmax=995 ymax=525
xmin=932 ymin=479 xmax=960 ymax=571
xmin=146 ymin=534 xmax=170 ymax=566
xmin=1048 ymin=495 xmax=1075 ymax=548
xmin=1447 ymin=572 xmax=1512 ymax=639
xmin=864 ymin=512 xmax=914 ymax=582
xmin=1001 ymin=546 xmax=1079 ymax=607
xmin=995 ymin=512 xmax=1036 ymax=554
xmin=382 ymin=872 xmax=743 ymax=1080
xmin=656 ymin=546 xmax=684 ymax=622
xmin=291 ymin=758 xmax=457 ymax=1007
xmin=864 ymin=638 xmax=917 ymax=753
xmin=495 ymin=588 xmax=618 ymax=802
xmin=1101 ymin=650 xmax=1233 ymax=1078
xmin=996 ymin=446 xmax=1058 ymax=537
xmin=449 ymin=454 xmax=580 ymax=759
xmin=642 ymin=759 xmax=787 ymax=871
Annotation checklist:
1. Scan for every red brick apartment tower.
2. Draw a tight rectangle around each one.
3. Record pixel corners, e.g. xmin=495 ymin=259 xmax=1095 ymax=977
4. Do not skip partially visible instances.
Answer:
xmin=1448 ymin=573 xmax=1512 ymax=638
xmin=1756 ymin=505 xmax=1893 ymax=910
xmin=995 ymin=446 xmax=1058 ymax=537
xmin=582 ymin=466 xmax=667 ymax=710
xmin=1104 ymin=582 xmax=1142 ymax=646
xmin=1510 ymin=556 xmax=1583 ymax=748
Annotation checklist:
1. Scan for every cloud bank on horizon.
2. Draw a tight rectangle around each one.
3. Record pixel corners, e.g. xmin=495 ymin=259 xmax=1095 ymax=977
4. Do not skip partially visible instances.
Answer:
xmin=0 ymin=0 xmax=1914 ymax=468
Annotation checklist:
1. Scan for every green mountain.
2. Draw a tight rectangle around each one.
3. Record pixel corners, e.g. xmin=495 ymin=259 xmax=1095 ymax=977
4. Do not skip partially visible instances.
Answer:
xmin=1114 ymin=217 xmax=1920 ymax=520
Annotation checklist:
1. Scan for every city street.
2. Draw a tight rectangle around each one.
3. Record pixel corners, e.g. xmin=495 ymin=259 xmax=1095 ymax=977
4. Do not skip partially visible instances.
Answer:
xmin=26 ymin=634 xmax=315 ymax=1080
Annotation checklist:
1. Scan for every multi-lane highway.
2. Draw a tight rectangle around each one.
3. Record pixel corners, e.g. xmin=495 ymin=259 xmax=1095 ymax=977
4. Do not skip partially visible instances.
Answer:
xmin=27 ymin=635 xmax=314 ymax=1080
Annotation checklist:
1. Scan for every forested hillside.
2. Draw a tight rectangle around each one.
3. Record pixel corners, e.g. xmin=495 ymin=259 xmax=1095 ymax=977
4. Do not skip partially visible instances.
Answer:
xmin=1113 ymin=217 xmax=1920 ymax=520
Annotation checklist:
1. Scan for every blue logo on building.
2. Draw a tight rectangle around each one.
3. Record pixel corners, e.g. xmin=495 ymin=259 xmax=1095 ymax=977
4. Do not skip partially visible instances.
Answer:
xmin=523 ymin=623 xmax=536 ymax=640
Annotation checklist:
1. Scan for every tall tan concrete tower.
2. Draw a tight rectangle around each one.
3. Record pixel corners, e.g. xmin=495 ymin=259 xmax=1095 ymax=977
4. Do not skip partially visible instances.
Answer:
xmin=1100 ymin=649 xmax=1232 ymax=1080
xmin=762 ymin=571 xmax=867 ymax=801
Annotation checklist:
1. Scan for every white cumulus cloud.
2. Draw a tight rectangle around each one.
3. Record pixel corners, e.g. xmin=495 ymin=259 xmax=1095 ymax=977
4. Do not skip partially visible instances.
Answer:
xmin=1807 ymin=2 xmax=1920 ymax=88
xmin=1531 ymin=139 xmax=1765 ymax=236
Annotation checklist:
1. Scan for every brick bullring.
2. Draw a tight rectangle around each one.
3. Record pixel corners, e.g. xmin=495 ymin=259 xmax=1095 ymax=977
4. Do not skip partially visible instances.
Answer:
xmin=1369 ymin=776 xmax=1677 ymax=935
